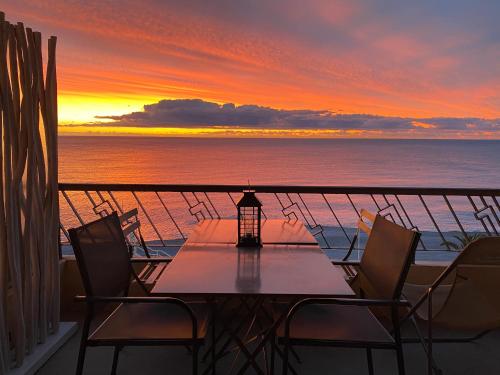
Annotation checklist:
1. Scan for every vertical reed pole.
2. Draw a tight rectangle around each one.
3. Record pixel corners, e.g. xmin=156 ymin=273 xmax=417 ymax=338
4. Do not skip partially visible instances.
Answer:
xmin=45 ymin=35 xmax=60 ymax=333
xmin=0 ymin=12 xmax=11 ymax=375
xmin=1 ymin=16 xmax=27 ymax=368
xmin=0 ymin=11 xmax=59 ymax=373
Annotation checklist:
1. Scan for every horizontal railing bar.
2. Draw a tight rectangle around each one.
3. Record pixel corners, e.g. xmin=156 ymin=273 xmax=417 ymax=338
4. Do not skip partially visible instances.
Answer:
xmin=58 ymin=183 xmax=500 ymax=196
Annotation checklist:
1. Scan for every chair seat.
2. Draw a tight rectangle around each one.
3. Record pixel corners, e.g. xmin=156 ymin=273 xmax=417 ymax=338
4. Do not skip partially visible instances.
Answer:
xmin=89 ymin=302 xmax=209 ymax=343
xmin=275 ymin=303 xmax=394 ymax=346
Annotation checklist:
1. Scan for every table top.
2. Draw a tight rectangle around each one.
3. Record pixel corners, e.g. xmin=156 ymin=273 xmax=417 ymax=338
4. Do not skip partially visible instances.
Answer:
xmin=151 ymin=243 xmax=354 ymax=297
xmin=186 ymin=219 xmax=317 ymax=245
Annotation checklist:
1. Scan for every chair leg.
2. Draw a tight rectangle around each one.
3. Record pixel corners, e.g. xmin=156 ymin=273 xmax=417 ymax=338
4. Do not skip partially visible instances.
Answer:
xmin=391 ymin=305 xmax=406 ymax=375
xmin=270 ymin=335 xmax=276 ymax=375
xmin=110 ymin=346 xmax=122 ymax=375
xmin=402 ymin=328 xmax=491 ymax=343
xmin=395 ymin=345 xmax=406 ymax=375
xmin=76 ymin=314 xmax=92 ymax=375
xmin=408 ymin=316 xmax=442 ymax=374
xmin=290 ymin=346 xmax=302 ymax=364
xmin=75 ymin=339 xmax=87 ymax=375
xmin=192 ymin=344 xmax=199 ymax=375
xmin=282 ymin=341 xmax=289 ymax=375
xmin=366 ymin=348 xmax=374 ymax=375
xmin=275 ymin=343 xmax=300 ymax=375
xmin=212 ymin=301 xmax=216 ymax=375
xmin=428 ymin=300 xmax=433 ymax=375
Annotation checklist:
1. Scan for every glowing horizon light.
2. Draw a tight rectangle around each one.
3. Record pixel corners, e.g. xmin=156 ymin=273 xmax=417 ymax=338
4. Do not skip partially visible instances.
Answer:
xmin=3 ymin=1 xmax=498 ymax=138
xmin=58 ymin=93 xmax=160 ymax=124
xmin=57 ymin=124 xmax=499 ymax=140
xmin=58 ymin=125 xmax=346 ymax=137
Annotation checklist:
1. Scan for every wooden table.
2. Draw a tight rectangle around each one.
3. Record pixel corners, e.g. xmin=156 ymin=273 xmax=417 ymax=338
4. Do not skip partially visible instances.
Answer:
xmin=152 ymin=220 xmax=353 ymax=374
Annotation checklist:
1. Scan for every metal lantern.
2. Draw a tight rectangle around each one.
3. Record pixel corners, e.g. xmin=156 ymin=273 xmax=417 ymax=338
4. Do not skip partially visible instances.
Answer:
xmin=236 ymin=190 xmax=262 ymax=247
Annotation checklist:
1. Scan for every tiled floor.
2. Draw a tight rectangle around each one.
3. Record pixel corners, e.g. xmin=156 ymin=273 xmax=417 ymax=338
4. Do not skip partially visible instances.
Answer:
xmin=37 ymin=323 xmax=500 ymax=375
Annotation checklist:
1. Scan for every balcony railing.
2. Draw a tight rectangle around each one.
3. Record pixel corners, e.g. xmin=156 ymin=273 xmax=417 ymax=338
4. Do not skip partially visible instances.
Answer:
xmin=58 ymin=183 xmax=500 ymax=260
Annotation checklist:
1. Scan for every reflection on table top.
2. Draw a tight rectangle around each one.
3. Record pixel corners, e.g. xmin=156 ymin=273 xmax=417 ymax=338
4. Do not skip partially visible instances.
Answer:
xmin=186 ymin=219 xmax=317 ymax=245
xmin=152 ymin=243 xmax=353 ymax=298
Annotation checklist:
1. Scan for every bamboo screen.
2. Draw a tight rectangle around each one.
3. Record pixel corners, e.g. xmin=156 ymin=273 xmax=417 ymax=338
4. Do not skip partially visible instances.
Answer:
xmin=0 ymin=12 xmax=59 ymax=373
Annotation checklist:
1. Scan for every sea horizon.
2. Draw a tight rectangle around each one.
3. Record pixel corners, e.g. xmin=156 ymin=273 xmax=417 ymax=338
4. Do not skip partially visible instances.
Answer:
xmin=59 ymin=135 xmax=500 ymax=188
xmin=58 ymin=133 xmax=500 ymax=141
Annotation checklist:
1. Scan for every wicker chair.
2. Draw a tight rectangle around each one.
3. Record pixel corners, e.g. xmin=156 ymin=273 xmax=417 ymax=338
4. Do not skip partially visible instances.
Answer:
xmin=69 ymin=212 xmax=208 ymax=375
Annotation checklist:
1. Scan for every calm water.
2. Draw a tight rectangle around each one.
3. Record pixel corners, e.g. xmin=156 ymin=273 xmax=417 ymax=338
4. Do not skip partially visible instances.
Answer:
xmin=58 ymin=137 xmax=499 ymax=256
xmin=59 ymin=136 xmax=500 ymax=187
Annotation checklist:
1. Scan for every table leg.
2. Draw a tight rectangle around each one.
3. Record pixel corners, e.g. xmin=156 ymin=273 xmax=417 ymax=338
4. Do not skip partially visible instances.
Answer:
xmin=202 ymin=296 xmax=264 ymax=375
xmin=236 ymin=299 xmax=298 ymax=375
xmin=211 ymin=298 xmax=216 ymax=375
xmin=203 ymin=298 xmax=231 ymax=363
xmin=202 ymin=297 xmax=299 ymax=375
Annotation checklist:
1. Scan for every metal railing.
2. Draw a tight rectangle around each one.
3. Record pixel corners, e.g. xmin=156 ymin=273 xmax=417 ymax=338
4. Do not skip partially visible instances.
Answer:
xmin=58 ymin=183 xmax=500 ymax=257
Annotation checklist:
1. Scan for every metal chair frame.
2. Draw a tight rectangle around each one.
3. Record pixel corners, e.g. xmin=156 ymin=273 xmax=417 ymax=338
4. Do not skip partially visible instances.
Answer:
xmin=279 ymin=215 xmax=421 ymax=375
xmin=69 ymin=213 xmax=204 ymax=375
xmin=332 ymin=210 xmax=443 ymax=373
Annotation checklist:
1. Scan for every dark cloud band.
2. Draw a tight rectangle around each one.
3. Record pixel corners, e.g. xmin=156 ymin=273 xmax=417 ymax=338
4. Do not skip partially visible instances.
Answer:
xmin=95 ymin=99 xmax=499 ymax=133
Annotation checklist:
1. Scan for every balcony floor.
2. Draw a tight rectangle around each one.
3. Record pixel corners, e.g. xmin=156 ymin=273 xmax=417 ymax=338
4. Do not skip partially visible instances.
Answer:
xmin=37 ymin=324 xmax=500 ymax=375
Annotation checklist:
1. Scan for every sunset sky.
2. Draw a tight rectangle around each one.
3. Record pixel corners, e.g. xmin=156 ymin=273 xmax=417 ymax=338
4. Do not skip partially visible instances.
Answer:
xmin=3 ymin=1 xmax=500 ymax=138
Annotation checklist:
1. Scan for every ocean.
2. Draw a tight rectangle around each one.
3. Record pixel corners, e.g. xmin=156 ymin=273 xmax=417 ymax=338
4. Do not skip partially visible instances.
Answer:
xmin=59 ymin=136 xmax=500 ymax=187
xmin=59 ymin=136 xmax=500 ymax=258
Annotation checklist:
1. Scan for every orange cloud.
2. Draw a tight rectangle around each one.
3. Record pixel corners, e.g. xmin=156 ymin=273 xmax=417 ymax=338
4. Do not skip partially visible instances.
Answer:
xmin=3 ymin=1 xmax=500 ymax=137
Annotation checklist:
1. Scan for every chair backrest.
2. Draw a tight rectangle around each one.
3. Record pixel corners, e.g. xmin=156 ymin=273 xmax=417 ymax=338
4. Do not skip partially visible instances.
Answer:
xmin=342 ymin=209 xmax=375 ymax=261
xmin=454 ymin=236 xmax=500 ymax=266
xmin=120 ymin=208 xmax=141 ymax=239
xmin=360 ymin=215 xmax=421 ymax=300
xmin=119 ymin=208 xmax=151 ymax=257
xmin=69 ymin=212 xmax=132 ymax=297
xmin=434 ymin=236 xmax=500 ymax=329
xmin=357 ymin=208 xmax=375 ymax=236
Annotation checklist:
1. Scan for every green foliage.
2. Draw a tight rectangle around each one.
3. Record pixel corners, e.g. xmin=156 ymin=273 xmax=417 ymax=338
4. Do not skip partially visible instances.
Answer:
xmin=441 ymin=232 xmax=484 ymax=251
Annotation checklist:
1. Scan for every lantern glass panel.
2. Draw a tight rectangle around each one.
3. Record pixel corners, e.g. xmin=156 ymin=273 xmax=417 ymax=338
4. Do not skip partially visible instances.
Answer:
xmin=241 ymin=207 xmax=257 ymax=237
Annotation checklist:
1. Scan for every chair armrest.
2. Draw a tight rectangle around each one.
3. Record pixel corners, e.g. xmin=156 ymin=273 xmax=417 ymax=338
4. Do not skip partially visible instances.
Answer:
xmin=291 ymin=297 xmax=410 ymax=309
xmin=285 ymin=297 xmax=409 ymax=324
xmin=331 ymin=260 xmax=360 ymax=266
xmin=130 ymin=257 xmax=172 ymax=264
xmin=75 ymin=295 xmax=180 ymax=303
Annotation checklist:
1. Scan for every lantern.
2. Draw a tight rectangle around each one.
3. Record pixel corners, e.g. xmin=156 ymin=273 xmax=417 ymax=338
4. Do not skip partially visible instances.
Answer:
xmin=236 ymin=190 xmax=262 ymax=247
